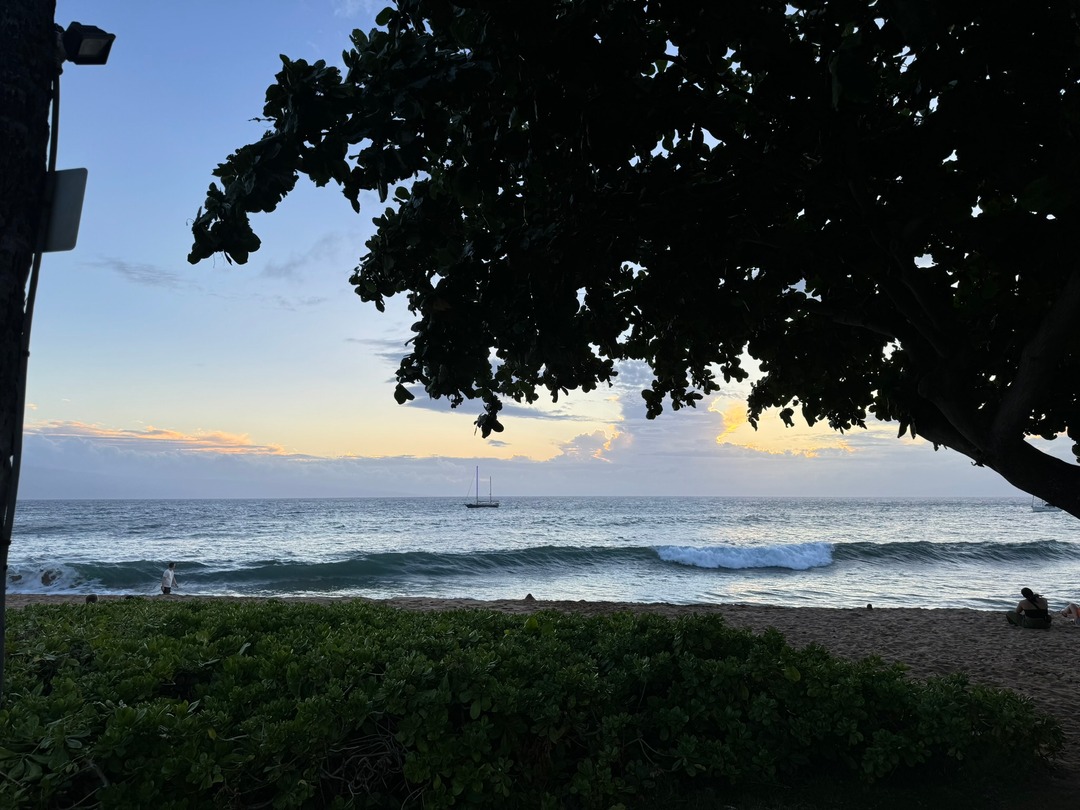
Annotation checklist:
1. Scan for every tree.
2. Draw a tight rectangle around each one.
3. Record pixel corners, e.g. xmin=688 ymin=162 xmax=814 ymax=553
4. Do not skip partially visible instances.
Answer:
xmin=0 ymin=0 xmax=56 ymax=702
xmin=189 ymin=0 xmax=1080 ymax=516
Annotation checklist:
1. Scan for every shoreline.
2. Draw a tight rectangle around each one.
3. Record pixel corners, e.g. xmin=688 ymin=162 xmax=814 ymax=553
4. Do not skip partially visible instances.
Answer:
xmin=9 ymin=595 xmax=1080 ymax=795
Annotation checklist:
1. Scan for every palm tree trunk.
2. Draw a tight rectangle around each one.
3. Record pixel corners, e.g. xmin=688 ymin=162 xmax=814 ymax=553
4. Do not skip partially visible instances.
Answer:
xmin=0 ymin=0 xmax=56 ymax=704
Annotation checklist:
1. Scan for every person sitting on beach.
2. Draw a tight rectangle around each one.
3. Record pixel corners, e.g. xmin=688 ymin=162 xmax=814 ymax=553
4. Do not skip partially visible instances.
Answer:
xmin=1005 ymin=587 xmax=1051 ymax=628
xmin=1059 ymin=603 xmax=1080 ymax=624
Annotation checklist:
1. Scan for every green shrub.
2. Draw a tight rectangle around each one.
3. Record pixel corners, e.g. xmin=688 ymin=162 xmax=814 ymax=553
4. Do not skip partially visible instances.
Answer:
xmin=0 ymin=600 xmax=1062 ymax=808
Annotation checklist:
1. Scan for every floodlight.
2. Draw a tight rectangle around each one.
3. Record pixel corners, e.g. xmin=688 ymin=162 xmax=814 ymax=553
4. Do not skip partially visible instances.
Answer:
xmin=60 ymin=22 xmax=115 ymax=66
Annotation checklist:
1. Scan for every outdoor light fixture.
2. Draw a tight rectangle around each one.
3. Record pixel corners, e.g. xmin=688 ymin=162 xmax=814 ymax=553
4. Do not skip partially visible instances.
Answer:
xmin=58 ymin=22 xmax=116 ymax=66
xmin=39 ymin=21 xmax=117 ymax=251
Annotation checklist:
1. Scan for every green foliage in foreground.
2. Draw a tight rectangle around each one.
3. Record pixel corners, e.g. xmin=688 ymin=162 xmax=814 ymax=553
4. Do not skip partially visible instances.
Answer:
xmin=0 ymin=600 xmax=1063 ymax=808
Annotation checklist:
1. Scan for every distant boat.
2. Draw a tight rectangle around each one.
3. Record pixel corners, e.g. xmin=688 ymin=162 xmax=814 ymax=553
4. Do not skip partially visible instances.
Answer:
xmin=1031 ymin=495 xmax=1061 ymax=513
xmin=466 ymin=466 xmax=499 ymax=508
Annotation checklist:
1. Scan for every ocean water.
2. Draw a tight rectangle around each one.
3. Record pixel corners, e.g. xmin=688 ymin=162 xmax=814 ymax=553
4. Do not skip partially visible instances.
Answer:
xmin=8 ymin=496 xmax=1079 ymax=611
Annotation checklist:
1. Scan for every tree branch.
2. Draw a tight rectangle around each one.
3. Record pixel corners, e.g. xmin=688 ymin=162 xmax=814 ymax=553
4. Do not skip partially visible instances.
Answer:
xmin=993 ymin=269 xmax=1080 ymax=438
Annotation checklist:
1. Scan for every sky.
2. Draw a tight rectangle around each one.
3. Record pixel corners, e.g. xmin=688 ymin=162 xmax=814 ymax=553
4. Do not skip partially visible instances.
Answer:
xmin=19 ymin=0 xmax=1068 ymax=500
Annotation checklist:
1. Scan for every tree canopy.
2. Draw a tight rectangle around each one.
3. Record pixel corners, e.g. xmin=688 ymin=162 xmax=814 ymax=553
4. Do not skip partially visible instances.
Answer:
xmin=189 ymin=0 xmax=1080 ymax=516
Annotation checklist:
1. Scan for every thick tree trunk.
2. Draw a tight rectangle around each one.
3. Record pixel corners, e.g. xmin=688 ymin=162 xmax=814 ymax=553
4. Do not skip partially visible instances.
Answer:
xmin=915 ymin=409 xmax=1080 ymax=520
xmin=0 ymin=0 xmax=56 ymax=703
xmin=983 ymin=438 xmax=1080 ymax=520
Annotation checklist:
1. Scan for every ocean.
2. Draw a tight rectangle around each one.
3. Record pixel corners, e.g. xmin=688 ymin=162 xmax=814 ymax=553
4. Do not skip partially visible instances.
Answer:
xmin=8 ymin=496 xmax=1079 ymax=611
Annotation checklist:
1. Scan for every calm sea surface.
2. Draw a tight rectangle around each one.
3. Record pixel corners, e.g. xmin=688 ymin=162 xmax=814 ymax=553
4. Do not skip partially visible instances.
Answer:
xmin=9 ymin=497 xmax=1079 ymax=610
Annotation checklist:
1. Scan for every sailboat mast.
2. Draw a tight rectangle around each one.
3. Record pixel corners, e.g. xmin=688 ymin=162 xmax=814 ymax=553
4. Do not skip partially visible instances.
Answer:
xmin=475 ymin=466 xmax=480 ymax=505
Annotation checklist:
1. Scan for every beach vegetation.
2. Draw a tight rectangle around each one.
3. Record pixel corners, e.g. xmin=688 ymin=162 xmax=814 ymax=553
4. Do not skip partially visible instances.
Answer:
xmin=187 ymin=0 xmax=1080 ymax=518
xmin=0 ymin=599 xmax=1062 ymax=808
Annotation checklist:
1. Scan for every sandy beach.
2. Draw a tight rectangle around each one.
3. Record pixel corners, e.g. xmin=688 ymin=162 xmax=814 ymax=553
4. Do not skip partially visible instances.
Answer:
xmin=9 ymin=594 xmax=1080 ymax=801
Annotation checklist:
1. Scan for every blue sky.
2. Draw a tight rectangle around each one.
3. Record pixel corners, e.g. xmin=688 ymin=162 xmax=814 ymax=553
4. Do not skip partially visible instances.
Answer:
xmin=21 ymin=0 xmax=1066 ymax=499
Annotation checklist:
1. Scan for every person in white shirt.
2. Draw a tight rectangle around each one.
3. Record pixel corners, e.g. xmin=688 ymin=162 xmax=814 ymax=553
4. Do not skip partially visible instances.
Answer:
xmin=161 ymin=562 xmax=178 ymax=595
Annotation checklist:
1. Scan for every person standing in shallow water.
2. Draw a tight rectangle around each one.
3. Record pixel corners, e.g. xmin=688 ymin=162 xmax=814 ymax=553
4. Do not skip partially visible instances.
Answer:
xmin=161 ymin=562 xmax=178 ymax=595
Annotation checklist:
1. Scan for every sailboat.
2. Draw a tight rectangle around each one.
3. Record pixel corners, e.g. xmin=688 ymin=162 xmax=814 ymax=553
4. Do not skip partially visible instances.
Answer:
xmin=465 ymin=466 xmax=499 ymax=508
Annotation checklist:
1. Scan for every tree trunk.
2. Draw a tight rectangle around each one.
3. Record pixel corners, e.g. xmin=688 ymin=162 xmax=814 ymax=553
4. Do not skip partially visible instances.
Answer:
xmin=0 ymin=0 xmax=56 ymax=704
xmin=914 ymin=406 xmax=1080 ymax=520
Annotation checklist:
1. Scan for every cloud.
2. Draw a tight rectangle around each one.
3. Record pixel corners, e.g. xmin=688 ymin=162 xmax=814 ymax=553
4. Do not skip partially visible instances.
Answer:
xmin=264 ymin=294 xmax=330 ymax=311
xmin=259 ymin=232 xmax=349 ymax=280
xmin=21 ymin=397 xmax=1063 ymax=501
xmin=345 ymin=337 xmax=414 ymax=367
xmin=27 ymin=420 xmax=287 ymax=456
xmin=710 ymin=399 xmax=748 ymax=439
xmin=557 ymin=427 xmax=626 ymax=462
xmin=608 ymin=359 xmax=657 ymax=391
xmin=380 ymin=380 xmax=613 ymax=425
xmin=704 ymin=395 xmax=872 ymax=459
xmin=20 ymin=425 xmax=499 ymax=499
xmin=332 ymin=0 xmax=382 ymax=18
xmin=19 ymin=415 xmax=1025 ymax=499
xmin=90 ymin=259 xmax=187 ymax=289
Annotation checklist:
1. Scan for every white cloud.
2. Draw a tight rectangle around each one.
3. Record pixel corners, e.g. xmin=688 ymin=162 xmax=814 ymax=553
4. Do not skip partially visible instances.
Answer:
xmin=19 ymin=414 xmax=1038 ymax=500
xmin=332 ymin=0 xmax=382 ymax=19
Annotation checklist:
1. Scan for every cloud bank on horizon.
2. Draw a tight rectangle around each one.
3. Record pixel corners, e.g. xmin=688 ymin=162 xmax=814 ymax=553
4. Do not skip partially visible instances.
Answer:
xmin=22 ymin=388 xmax=1049 ymax=499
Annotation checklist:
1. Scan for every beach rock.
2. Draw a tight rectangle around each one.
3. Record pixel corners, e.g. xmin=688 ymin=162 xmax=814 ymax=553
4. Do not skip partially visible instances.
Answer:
xmin=524 ymin=593 xmax=535 ymax=602
xmin=85 ymin=594 xmax=98 ymax=604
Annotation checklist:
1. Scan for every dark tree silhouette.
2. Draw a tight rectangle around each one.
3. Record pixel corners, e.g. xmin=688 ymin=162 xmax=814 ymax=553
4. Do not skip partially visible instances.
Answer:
xmin=190 ymin=0 xmax=1080 ymax=516
xmin=0 ymin=0 xmax=56 ymax=702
